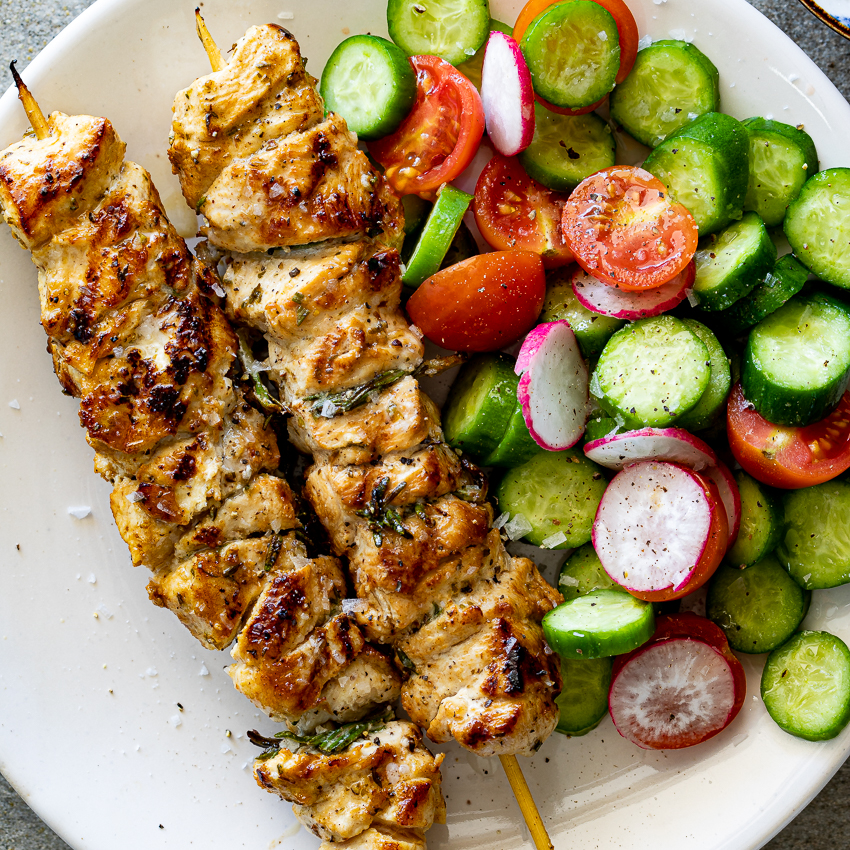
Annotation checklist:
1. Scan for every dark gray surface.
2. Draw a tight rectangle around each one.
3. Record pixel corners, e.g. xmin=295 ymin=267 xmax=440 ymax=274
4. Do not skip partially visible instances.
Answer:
xmin=0 ymin=0 xmax=849 ymax=848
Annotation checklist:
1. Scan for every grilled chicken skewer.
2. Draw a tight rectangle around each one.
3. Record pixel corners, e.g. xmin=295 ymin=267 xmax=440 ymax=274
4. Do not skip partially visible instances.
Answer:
xmin=171 ymin=18 xmax=561 ymax=848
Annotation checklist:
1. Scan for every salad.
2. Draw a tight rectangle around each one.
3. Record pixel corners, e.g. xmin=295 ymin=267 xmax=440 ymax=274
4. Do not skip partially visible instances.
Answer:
xmin=319 ymin=0 xmax=850 ymax=752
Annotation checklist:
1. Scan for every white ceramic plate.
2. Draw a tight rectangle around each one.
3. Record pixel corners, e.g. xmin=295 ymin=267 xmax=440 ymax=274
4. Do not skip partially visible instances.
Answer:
xmin=2 ymin=1 xmax=850 ymax=848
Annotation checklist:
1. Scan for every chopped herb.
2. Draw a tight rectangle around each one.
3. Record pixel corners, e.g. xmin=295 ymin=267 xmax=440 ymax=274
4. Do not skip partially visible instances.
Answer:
xmin=237 ymin=332 xmax=285 ymax=414
xmin=245 ymin=285 xmax=262 ymax=305
xmin=248 ymin=711 xmax=391 ymax=756
xmin=306 ymin=369 xmax=409 ymax=419
xmin=356 ymin=477 xmax=411 ymax=544
xmin=296 ymin=304 xmax=310 ymax=325
xmin=396 ymin=648 xmax=417 ymax=673
xmin=195 ymin=195 xmax=207 ymax=212
xmin=291 ymin=291 xmax=304 ymax=303
xmin=264 ymin=532 xmax=284 ymax=571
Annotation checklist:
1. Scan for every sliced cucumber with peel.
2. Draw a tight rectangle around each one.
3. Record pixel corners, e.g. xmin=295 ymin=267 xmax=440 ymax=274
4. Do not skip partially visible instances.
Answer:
xmin=542 ymin=589 xmax=655 ymax=659
xmin=609 ymin=40 xmax=720 ymax=148
xmin=558 ymin=543 xmax=625 ymax=602
xmin=387 ymin=0 xmax=491 ymax=66
xmin=707 ymin=556 xmax=809 ymax=654
xmin=692 ymin=211 xmax=777 ymax=311
xmin=762 ymin=631 xmax=850 ymax=740
xmin=719 ymin=253 xmax=809 ymax=336
xmin=519 ymin=103 xmax=615 ymax=193
xmin=591 ymin=316 xmax=711 ymax=429
xmin=742 ymin=292 xmax=850 ymax=427
xmin=675 ymin=319 xmax=731 ymax=431
xmin=644 ymin=111 xmax=750 ymax=235
xmin=555 ymin=656 xmax=613 ymax=736
xmin=784 ymin=167 xmax=850 ymax=289
xmin=726 ymin=470 xmax=784 ymax=568
xmin=320 ymin=35 xmax=417 ymax=141
xmin=743 ymin=117 xmax=819 ymax=227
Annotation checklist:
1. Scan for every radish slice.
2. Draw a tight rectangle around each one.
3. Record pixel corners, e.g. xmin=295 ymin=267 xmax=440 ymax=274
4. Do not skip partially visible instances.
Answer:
xmin=703 ymin=459 xmax=741 ymax=546
xmin=608 ymin=636 xmax=742 ymax=749
xmin=584 ymin=427 xmax=717 ymax=471
xmin=593 ymin=461 xmax=718 ymax=593
xmin=516 ymin=320 xmax=589 ymax=450
xmin=572 ymin=262 xmax=694 ymax=320
xmin=480 ymin=31 xmax=535 ymax=157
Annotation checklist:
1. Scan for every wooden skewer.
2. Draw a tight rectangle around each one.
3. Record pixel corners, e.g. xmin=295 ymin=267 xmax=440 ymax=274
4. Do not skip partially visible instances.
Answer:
xmin=195 ymin=8 xmax=225 ymax=72
xmin=10 ymin=61 xmax=49 ymax=140
xmin=500 ymin=754 xmax=554 ymax=850
xmin=191 ymin=17 xmax=556 ymax=850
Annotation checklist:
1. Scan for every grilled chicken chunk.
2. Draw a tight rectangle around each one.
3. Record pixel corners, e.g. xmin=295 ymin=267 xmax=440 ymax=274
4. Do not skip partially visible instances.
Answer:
xmin=170 ymin=23 xmax=402 ymax=253
xmin=0 ymin=109 xmax=400 ymax=727
xmin=170 ymin=23 xmax=563 ymax=767
xmin=254 ymin=720 xmax=444 ymax=843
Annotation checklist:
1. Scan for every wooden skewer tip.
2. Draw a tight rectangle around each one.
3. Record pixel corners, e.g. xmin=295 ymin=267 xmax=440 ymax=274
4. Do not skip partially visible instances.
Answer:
xmin=499 ymin=754 xmax=554 ymax=850
xmin=10 ymin=60 xmax=49 ymax=140
xmin=194 ymin=8 xmax=225 ymax=72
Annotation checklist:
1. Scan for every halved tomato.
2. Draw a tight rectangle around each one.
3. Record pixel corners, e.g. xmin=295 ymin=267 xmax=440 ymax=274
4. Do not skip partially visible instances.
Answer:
xmin=405 ymin=250 xmax=545 ymax=352
xmin=512 ymin=0 xmax=639 ymax=84
xmin=727 ymin=383 xmax=850 ymax=489
xmin=370 ymin=55 xmax=485 ymax=198
xmin=625 ymin=470 xmax=728 ymax=604
xmin=561 ymin=165 xmax=699 ymax=290
xmin=473 ymin=154 xmax=573 ymax=267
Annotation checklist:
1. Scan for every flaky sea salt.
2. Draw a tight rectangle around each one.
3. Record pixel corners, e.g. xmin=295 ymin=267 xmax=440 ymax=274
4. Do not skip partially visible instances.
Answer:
xmin=541 ymin=531 xmax=568 ymax=549
xmin=68 ymin=506 xmax=91 ymax=519
xmin=8 ymin=399 xmax=19 ymax=410
xmin=504 ymin=513 xmax=534 ymax=541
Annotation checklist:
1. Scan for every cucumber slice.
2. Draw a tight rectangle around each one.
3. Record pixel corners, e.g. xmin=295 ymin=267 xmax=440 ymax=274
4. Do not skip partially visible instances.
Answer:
xmin=495 ymin=448 xmax=607 ymax=548
xmin=518 ymin=103 xmax=615 ymax=193
xmin=609 ymin=40 xmax=720 ymax=148
xmin=761 ymin=630 xmax=850 ymax=740
xmin=726 ymin=470 xmax=784 ymax=568
xmin=387 ymin=0 xmax=491 ymax=66
xmin=559 ymin=543 xmax=625 ymax=602
xmin=481 ymin=402 xmax=543 ymax=467
xmin=456 ymin=19 xmax=513 ymax=89
xmin=320 ymin=35 xmax=417 ymax=141
xmin=543 ymin=589 xmax=655 ymax=659
xmin=692 ymin=212 xmax=777 ymax=312
xmin=707 ymin=556 xmax=809 ymax=654
xmin=539 ymin=268 xmax=625 ymax=358
xmin=784 ymin=168 xmax=850 ymax=289
xmin=402 ymin=184 xmax=473 ymax=288
xmin=644 ymin=112 xmax=750 ymax=235
xmin=555 ymin=657 xmax=613 ymax=736
xmin=720 ymin=254 xmax=810 ymax=336
xmin=743 ymin=117 xmax=819 ymax=227
xmin=675 ymin=319 xmax=731 ymax=431
xmin=519 ymin=1 xmax=620 ymax=109
xmin=591 ymin=316 xmax=711 ymax=429
xmin=442 ymin=354 xmax=517 ymax=459
xmin=742 ymin=293 xmax=850 ymax=427
xmin=777 ymin=479 xmax=850 ymax=589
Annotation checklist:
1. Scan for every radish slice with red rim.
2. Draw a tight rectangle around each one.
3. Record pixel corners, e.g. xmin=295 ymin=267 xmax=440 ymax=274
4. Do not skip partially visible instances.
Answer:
xmin=480 ymin=31 xmax=535 ymax=157
xmin=593 ymin=461 xmax=725 ymax=596
xmin=584 ymin=427 xmax=717 ymax=471
xmin=572 ymin=262 xmax=694 ymax=320
xmin=516 ymin=320 xmax=589 ymax=450
xmin=703 ymin=459 xmax=741 ymax=545
xmin=608 ymin=636 xmax=744 ymax=749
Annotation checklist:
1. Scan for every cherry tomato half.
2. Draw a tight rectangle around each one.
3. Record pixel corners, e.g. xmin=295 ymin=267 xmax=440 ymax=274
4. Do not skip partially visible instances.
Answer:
xmin=513 ymin=0 xmax=639 ymax=84
xmin=561 ymin=165 xmax=699 ymax=291
xmin=405 ymin=250 xmax=545 ymax=352
xmin=369 ymin=55 xmax=485 ymax=198
xmin=727 ymin=383 xmax=850 ymax=489
xmin=626 ymin=470 xmax=729 ymax=604
xmin=473 ymin=154 xmax=574 ymax=268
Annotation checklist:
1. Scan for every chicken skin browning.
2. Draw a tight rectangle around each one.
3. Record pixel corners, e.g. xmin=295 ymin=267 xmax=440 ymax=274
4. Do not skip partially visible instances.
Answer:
xmin=0 ymin=110 xmax=401 ymax=726
xmin=169 ymin=21 xmax=563 ymax=773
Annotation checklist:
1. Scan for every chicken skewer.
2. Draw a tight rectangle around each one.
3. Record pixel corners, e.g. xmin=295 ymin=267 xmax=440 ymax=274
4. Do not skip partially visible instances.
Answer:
xmin=2 ymin=65 xmax=446 ymax=849
xmin=174 ymin=16 xmax=561 ymax=849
